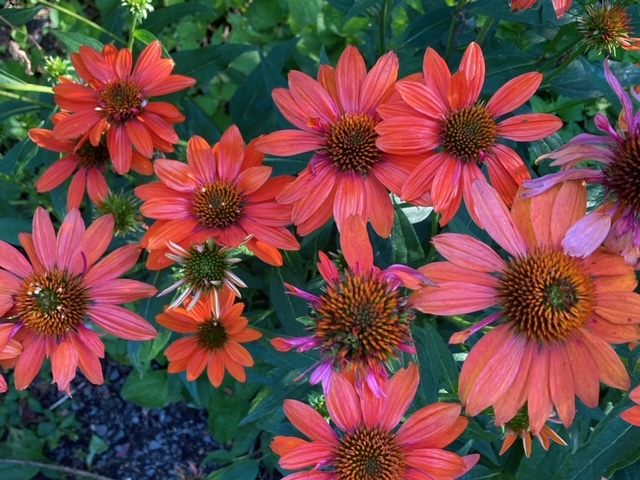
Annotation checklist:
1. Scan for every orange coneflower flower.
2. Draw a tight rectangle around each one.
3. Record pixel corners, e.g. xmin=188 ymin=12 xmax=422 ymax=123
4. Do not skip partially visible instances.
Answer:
xmin=136 ymin=126 xmax=299 ymax=268
xmin=0 ymin=208 xmax=157 ymax=392
xmin=498 ymin=408 xmax=567 ymax=458
xmin=376 ymin=42 xmax=562 ymax=226
xmin=272 ymin=363 xmax=479 ymax=479
xmin=412 ymin=181 xmax=640 ymax=434
xmin=0 ymin=324 xmax=22 ymax=393
xmin=29 ymin=113 xmax=153 ymax=209
xmin=255 ymin=46 xmax=423 ymax=238
xmin=156 ymin=289 xmax=261 ymax=387
xmin=51 ymin=41 xmax=195 ymax=174
xmin=271 ymin=215 xmax=428 ymax=396
xmin=621 ymin=386 xmax=640 ymax=426
xmin=512 ymin=0 xmax=572 ymax=19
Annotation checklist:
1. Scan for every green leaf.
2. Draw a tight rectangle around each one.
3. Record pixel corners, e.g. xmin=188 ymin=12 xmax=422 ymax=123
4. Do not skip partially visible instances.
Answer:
xmin=121 ymin=370 xmax=169 ymax=408
xmin=51 ymin=31 xmax=104 ymax=53
xmin=0 ymin=102 xmax=42 ymax=124
xmin=0 ymin=6 xmax=42 ymax=26
xmin=132 ymin=29 xmax=160 ymax=49
xmin=346 ymin=0 xmax=378 ymax=20
xmin=141 ymin=3 xmax=218 ymax=35
xmin=86 ymin=434 xmax=108 ymax=468
xmin=390 ymin=204 xmax=426 ymax=266
xmin=555 ymin=400 xmax=640 ymax=480
xmin=413 ymin=319 xmax=459 ymax=404
xmin=0 ymin=218 xmax=33 ymax=245
xmin=0 ymin=139 xmax=39 ymax=174
xmin=207 ymin=380 xmax=260 ymax=443
xmin=268 ymin=254 xmax=308 ymax=337
xmin=287 ymin=0 xmax=320 ymax=32
xmin=173 ymin=44 xmax=256 ymax=85
xmin=207 ymin=459 xmax=259 ymax=480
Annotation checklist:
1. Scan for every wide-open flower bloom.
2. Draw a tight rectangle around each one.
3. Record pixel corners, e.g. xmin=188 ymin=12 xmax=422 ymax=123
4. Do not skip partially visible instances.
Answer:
xmin=52 ymin=41 xmax=195 ymax=174
xmin=255 ymin=46 xmax=424 ymax=238
xmin=412 ymin=181 xmax=640 ymax=434
xmin=272 ymin=215 xmax=428 ymax=396
xmin=511 ymin=0 xmax=572 ymax=19
xmin=272 ymin=363 xmax=479 ymax=479
xmin=136 ymin=126 xmax=299 ymax=269
xmin=499 ymin=409 xmax=566 ymax=458
xmin=29 ymin=113 xmax=153 ymax=210
xmin=526 ymin=62 xmax=640 ymax=267
xmin=156 ymin=289 xmax=261 ymax=387
xmin=621 ymin=386 xmax=640 ymax=426
xmin=376 ymin=42 xmax=562 ymax=226
xmin=0 ymin=324 xmax=22 ymax=393
xmin=0 ymin=208 xmax=157 ymax=392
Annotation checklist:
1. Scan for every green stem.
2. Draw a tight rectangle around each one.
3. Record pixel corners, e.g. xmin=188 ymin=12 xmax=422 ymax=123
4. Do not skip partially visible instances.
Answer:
xmin=37 ymin=0 xmax=124 ymax=45
xmin=0 ymin=172 xmax=56 ymax=212
xmin=475 ymin=17 xmax=494 ymax=47
xmin=128 ymin=17 xmax=139 ymax=50
xmin=538 ymin=36 xmax=583 ymax=74
xmin=448 ymin=315 xmax=474 ymax=329
xmin=0 ymin=90 xmax=52 ymax=108
xmin=0 ymin=459 xmax=116 ymax=480
xmin=0 ymin=83 xmax=53 ymax=94
xmin=543 ymin=44 xmax=587 ymax=83
xmin=378 ymin=0 xmax=393 ymax=55
xmin=445 ymin=0 xmax=468 ymax=62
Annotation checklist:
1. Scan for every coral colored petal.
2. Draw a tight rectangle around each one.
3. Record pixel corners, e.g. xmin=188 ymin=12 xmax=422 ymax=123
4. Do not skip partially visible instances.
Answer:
xmin=14 ymin=335 xmax=46 ymax=390
xmin=18 ymin=233 xmax=41 ymax=271
xmin=146 ymin=75 xmax=195 ymax=96
xmin=621 ymin=405 xmax=640 ymax=427
xmin=142 ymin=219 xmax=195 ymax=250
xmin=53 ymin=110 xmax=101 ymax=139
xmin=336 ymin=45 xmax=366 ymax=112
xmin=56 ymin=209 xmax=86 ymax=271
xmin=400 ymin=153 xmax=443 ymax=201
xmin=51 ymin=338 xmax=79 ymax=391
xmin=631 ymin=386 xmax=640 ymax=403
xmin=395 ymin=81 xmax=447 ymax=118
xmin=486 ymin=72 xmax=542 ymax=118
xmin=84 ymin=244 xmax=141 ymax=285
xmin=235 ymin=166 xmax=272 ymax=196
xmin=0 ymin=241 xmax=33 ymax=278
xmin=396 ymin=403 xmax=462 ymax=448
xmin=35 ymin=158 xmax=78 ymax=192
xmin=459 ymin=42 xmax=485 ymax=105
xmin=498 ymin=114 xmax=563 ymax=141
xmin=77 ymin=214 xmax=114 ymax=269
xmin=363 ymin=175 xmax=394 ymax=238
xmin=432 ymin=233 xmax=506 ymax=272
xmin=245 ymin=238 xmax=284 ymax=266
xmin=406 ymin=448 xmax=467 ymax=477
xmin=89 ymin=304 xmax=157 ymax=340
xmin=333 ymin=173 xmax=366 ymax=232
xmin=465 ymin=334 xmax=526 ymax=416
xmin=594 ymin=293 xmax=640 ymax=324
xmin=154 ymin=159 xmax=199 ymax=192
xmin=67 ymin=170 xmax=86 ymax=209
xmin=493 ymin=342 xmax=535 ymax=425
xmin=418 ymin=261 xmax=499 ymax=288
xmin=422 ymin=48 xmax=450 ymax=102
xmin=288 ymin=71 xmax=339 ymax=123
xmin=89 ymin=279 xmax=157 ymax=304
xmin=376 ymin=117 xmax=441 ymax=154
xmin=431 ymin=155 xmax=462 ymax=212
xmin=279 ymin=442 xmax=335 ymax=471
xmin=549 ymin=346 xmax=576 ymax=428
xmin=459 ymin=324 xmax=513 ymax=404
xmin=472 ymin=181 xmax=527 ymax=256
xmin=412 ymin=283 xmax=498 ymax=315
xmin=156 ymin=311 xmax=199 ymax=334
xmin=33 ymin=207 xmax=57 ymax=271
xmin=126 ymin=119 xmax=154 ymax=158
xmin=378 ymin=363 xmax=419 ymax=430
xmin=360 ymin=51 xmax=398 ymax=114
xmin=565 ymin=336 xmax=600 ymax=408
xmin=326 ymin=373 xmax=362 ymax=432
xmin=186 ymin=348 xmax=209 ymax=381
xmin=283 ymin=399 xmax=339 ymax=446
xmin=108 ymin=126 xmax=133 ymax=175
xmin=216 ymin=125 xmax=245 ymax=181
xmin=527 ymin=346 xmax=554 ymax=435
xmin=86 ymin=168 xmax=109 ymax=206
xmin=206 ymin=354 xmax=225 ymax=387
xmin=549 ymin=180 xmax=587 ymax=248
xmin=340 ymin=215 xmax=373 ymax=273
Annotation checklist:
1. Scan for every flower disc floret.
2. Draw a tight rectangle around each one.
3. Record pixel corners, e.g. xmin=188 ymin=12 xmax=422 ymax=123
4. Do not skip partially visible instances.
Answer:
xmin=323 ymin=113 xmax=382 ymax=174
xmin=440 ymin=105 xmax=498 ymax=164
xmin=193 ymin=182 xmax=243 ymax=229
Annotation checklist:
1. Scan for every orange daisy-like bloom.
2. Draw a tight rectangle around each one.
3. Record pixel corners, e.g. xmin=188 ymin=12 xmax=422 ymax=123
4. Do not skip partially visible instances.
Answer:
xmin=271 ymin=215 xmax=428 ymax=397
xmin=255 ymin=45 xmax=423 ymax=238
xmin=52 ymin=41 xmax=195 ymax=174
xmin=511 ymin=0 xmax=572 ymax=19
xmin=0 ymin=208 xmax=157 ymax=392
xmin=0 ymin=324 xmax=23 ymax=393
xmin=272 ymin=363 xmax=479 ymax=479
xmin=156 ymin=288 xmax=262 ymax=387
xmin=29 ymin=113 xmax=153 ymax=209
xmin=136 ymin=126 xmax=299 ymax=268
xmin=499 ymin=409 xmax=567 ymax=458
xmin=412 ymin=181 xmax=640 ymax=434
xmin=376 ymin=42 xmax=562 ymax=226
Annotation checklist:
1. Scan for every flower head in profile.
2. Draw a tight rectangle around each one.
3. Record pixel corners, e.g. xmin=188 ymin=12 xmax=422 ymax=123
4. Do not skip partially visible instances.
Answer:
xmin=51 ymin=41 xmax=195 ymax=174
xmin=272 ymin=215 xmax=428 ymax=396
xmin=272 ymin=363 xmax=479 ymax=479
xmin=499 ymin=408 xmax=567 ymax=458
xmin=511 ymin=0 xmax=572 ymax=19
xmin=0 ymin=324 xmax=23 ymax=393
xmin=136 ymin=126 xmax=299 ymax=269
xmin=412 ymin=181 xmax=640 ymax=434
xmin=621 ymin=386 xmax=640 ymax=426
xmin=29 ymin=113 xmax=153 ymax=210
xmin=0 ymin=208 xmax=157 ymax=392
xmin=376 ymin=42 xmax=562 ymax=226
xmin=158 ymin=239 xmax=246 ymax=310
xmin=255 ymin=46 xmax=423 ymax=238
xmin=578 ymin=1 xmax=640 ymax=53
xmin=526 ymin=62 xmax=640 ymax=267
xmin=156 ymin=289 xmax=261 ymax=387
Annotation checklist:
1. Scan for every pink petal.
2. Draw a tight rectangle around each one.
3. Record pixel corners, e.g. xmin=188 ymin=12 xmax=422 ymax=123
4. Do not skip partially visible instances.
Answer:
xmin=562 ymin=213 xmax=611 ymax=258
xmin=432 ymin=233 xmax=506 ymax=272
xmin=33 ymin=207 xmax=57 ymax=271
xmin=88 ymin=304 xmax=157 ymax=340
